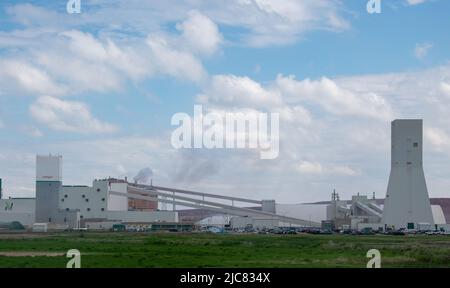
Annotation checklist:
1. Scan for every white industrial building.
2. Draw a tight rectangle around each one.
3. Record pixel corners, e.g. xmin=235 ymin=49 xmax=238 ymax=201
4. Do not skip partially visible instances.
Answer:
xmin=0 ymin=198 xmax=35 ymax=227
xmin=0 ymin=155 xmax=317 ymax=231
xmin=1 ymin=119 xmax=449 ymax=232
xmin=0 ymin=155 xmax=178 ymax=230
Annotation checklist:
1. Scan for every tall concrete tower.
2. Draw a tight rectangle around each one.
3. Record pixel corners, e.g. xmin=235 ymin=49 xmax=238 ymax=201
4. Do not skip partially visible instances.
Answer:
xmin=35 ymin=155 xmax=63 ymax=223
xmin=382 ymin=120 xmax=434 ymax=229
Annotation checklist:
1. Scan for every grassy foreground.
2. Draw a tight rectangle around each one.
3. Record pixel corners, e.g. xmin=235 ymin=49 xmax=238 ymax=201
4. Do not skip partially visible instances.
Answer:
xmin=0 ymin=232 xmax=449 ymax=268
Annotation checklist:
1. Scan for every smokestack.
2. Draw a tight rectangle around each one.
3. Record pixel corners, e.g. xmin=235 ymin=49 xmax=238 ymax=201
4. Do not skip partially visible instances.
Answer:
xmin=0 ymin=178 xmax=2 ymax=199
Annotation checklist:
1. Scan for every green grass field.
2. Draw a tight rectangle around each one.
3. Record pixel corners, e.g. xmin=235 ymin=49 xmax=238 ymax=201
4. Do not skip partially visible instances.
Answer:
xmin=0 ymin=232 xmax=450 ymax=268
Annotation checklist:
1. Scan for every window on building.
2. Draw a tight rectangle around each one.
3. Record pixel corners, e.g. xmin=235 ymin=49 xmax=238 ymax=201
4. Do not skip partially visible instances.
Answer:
xmin=87 ymin=208 xmax=90 ymax=211
xmin=101 ymin=208 xmax=105 ymax=211
xmin=413 ymin=142 xmax=419 ymax=147
xmin=82 ymin=194 xmax=85 ymax=198
xmin=64 ymin=194 xmax=68 ymax=198
xmin=97 ymin=188 xmax=101 ymax=192
xmin=102 ymin=198 xmax=105 ymax=202
xmin=61 ymin=198 xmax=64 ymax=202
xmin=80 ymin=215 xmax=83 ymax=219
xmin=85 ymin=198 xmax=89 ymax=202
xmin=66 ymin=208 xmax=69 ymax=211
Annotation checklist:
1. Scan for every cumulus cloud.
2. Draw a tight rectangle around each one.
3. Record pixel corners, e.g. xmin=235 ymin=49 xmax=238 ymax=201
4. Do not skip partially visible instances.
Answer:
xmin=29 ymin=96 xmax=118 ymax=134
xmin=190 ymin=64 xmax=450 ymax=201
xmin=176 ymin=10 xmax=223 ymax=56
xmin=0 ymin=9 xmax=215 ymax=97
xmin=198 ymin=74 xmax=282 ymax=108
xmin=0 ymin=59 xmax=66 ymax=96
xmin=146 ymin=35 xmax=208 ymax=83
xmin=276 ymin=75 xmax=393 ymax=121
xmin=199 ymin=73 xmax=393 ymax=121
xmin=30 ymin=30 xmax=155 ymax=94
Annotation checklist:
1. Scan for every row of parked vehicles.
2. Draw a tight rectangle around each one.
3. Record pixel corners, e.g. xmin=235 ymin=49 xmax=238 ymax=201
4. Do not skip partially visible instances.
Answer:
xmin=228 ymin=225 xmax=450 ymax=236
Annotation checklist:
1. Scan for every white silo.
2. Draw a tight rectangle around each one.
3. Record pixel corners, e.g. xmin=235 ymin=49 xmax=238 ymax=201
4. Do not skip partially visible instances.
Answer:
xmin=382 ymin=119 xmax=434 ymax=229
xmin=35 ymin=154 xmax=63 ymax=223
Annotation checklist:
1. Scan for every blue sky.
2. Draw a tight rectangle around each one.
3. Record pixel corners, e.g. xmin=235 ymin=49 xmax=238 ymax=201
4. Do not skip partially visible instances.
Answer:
xmin=1 ymin=0 xmax=450 ymax=203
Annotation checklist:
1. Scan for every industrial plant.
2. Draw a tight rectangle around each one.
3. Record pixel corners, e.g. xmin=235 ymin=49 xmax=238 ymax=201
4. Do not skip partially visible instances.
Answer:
xmin=1 ymin=119 xmax=450 ymax=233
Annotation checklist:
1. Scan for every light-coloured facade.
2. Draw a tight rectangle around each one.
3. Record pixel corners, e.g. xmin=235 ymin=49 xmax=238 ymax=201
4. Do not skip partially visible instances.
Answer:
xmin=0 ymin=198 xmax=35 ymax=226
xmin=382 ymin=120 xmax=435 ymax=229
xmin=230 ymin=216 xmax=279 ymax=230
xmin=36 ymin=155 xmax=62 ymax=182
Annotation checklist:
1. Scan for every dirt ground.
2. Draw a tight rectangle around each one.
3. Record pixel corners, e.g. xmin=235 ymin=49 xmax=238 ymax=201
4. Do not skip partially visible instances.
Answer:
xmin=0 ymin=251 xmax=64 ymax=257
xmin=0 ymin=231 xmax=51 ymax=239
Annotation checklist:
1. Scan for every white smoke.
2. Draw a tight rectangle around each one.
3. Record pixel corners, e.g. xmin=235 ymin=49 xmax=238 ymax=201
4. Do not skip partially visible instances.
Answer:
xmin=133 ymin=167 xmax=153 ymax=184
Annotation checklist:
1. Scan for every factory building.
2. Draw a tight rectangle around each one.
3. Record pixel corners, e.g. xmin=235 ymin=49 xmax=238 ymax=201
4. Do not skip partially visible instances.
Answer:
xmin=2 ymin=155 xmax=302 ymax=231
xmin=0 ymin=198 xmax=35 ymax=227
xmin=0 ymin=119 xmax=449 ymax=232
xmin=0 ymin=155 xmax=178 ymax=230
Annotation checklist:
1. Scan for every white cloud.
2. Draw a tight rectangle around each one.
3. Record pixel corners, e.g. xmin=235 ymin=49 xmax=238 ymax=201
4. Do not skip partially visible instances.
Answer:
xmin=425 ymin=127 xmax=450 ymax=150
xmin=0 ymin=27 xmax=209 ymax=98
xmin=198 ymin=73 xmax=394 ymax=122
xmin=198 ymin=74 xmax=282 ymax=108
xmin=224 ymin=0 xmax=350 ymax=46
xmin=440 ymin=82 xmax=450 ymax=97
xmin=30 ymin=30 xmax=155 ymax=94
xmin=296 ymin=161 xmax=358 ymax=176
xmin=5 ymin=3 xmax=62 ymax=27
xmin=276 ymin=75 xmax=393 ymax=121
xmin=296 ymin=161 xmax=323 ymax=174
xmin=414 ymin=42 xmax=433 ymax=59
xmin=3 ymin=1 xmax=349 ymax=48
xmin=406 ymin=0 xmax=429 ymax=5
xmin=176 ymin=10 xmax=223 ymax=56
xmin=0 ymin=59 xmax=66 ymax=96
xmin=29 ymin=96 xmax=118 ymax=134
xmin=146 ymin=35 xmax=207 ymax=83
xmin=188 ymin=64 xmax=450 ymax=201
xmin=61 ymin=30 xmax=152 ymax=81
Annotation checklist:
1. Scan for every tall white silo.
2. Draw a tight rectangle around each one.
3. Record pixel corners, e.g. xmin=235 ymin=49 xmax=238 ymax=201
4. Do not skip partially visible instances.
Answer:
xmin=382 ymin=119 xmax=434 ymax=229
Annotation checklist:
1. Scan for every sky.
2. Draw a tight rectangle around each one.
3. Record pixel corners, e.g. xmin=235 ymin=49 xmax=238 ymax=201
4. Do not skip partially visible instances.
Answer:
xmin=1 ymin=0 xmax=450 ymax=204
